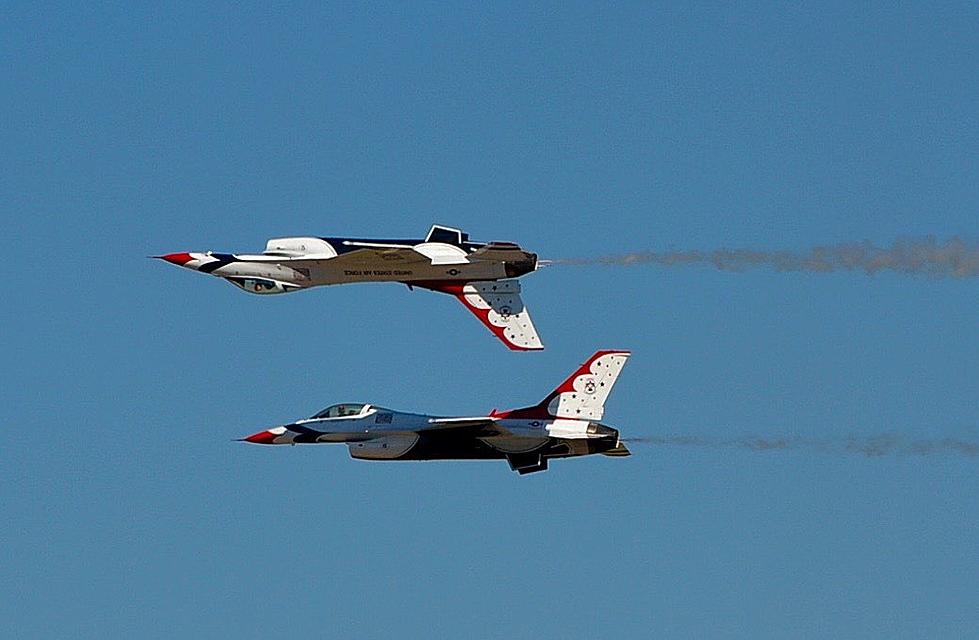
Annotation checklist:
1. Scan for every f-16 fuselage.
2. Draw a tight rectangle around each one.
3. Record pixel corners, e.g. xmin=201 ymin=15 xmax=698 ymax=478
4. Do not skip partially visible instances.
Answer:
xmin=243 ymin=403 xmax=626 ymax=474
xmin=157 ymin=225 xmax=544 ymax=350
xmin=241 ymin=351 xmax=633 ymax=475
xmin=158 ymin=234 xmax=537 ymax=292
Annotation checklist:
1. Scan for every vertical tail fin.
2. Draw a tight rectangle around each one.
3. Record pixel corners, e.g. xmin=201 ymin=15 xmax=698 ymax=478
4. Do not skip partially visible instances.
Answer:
xmin=415 ymin=280 xmax=544 ymax=351
xmin=501 ymin=350 xmax=631 ymax=420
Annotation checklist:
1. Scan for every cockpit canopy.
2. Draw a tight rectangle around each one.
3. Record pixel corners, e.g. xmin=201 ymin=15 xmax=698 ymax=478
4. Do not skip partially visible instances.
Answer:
xmin=310 ymin=403 xmax=372 ymax=419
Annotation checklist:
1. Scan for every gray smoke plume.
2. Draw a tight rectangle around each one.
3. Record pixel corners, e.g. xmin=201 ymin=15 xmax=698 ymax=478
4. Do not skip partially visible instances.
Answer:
xmin=555 ymin=237 xmax=979 ymax=278
xmin=624 ymin=434 xmax=979 ymax=458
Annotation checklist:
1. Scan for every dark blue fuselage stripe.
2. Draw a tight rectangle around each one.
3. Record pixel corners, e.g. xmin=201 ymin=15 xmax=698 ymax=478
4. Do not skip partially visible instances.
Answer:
xmin=199 ymin=254 xmax=236 ymax=273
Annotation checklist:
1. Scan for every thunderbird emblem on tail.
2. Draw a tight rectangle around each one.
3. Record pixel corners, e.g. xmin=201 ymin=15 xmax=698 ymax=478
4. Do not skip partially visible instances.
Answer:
xmin=156 ymin=225 xmax=544 ymax=350
xmin=240 ymin=350 xmax=632 ymax=475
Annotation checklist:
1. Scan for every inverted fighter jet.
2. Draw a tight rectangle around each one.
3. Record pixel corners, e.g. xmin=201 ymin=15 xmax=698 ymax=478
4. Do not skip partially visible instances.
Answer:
xmin=156 ymin=225 xmax=544 ymax=350
xmin=241 ymin=350 xmax=632 ymax=475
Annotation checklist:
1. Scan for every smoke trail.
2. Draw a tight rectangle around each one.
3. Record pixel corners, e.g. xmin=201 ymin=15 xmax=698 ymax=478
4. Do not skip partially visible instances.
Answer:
xmin=624 ymin=434 xmax=979 ymax=458
xmin=555 ymin=237 xmax=979 ymax=278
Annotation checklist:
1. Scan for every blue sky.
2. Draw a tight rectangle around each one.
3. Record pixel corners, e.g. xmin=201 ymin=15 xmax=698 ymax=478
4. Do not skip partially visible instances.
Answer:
xmin=2 ymin=3 xmax=977 ymax=638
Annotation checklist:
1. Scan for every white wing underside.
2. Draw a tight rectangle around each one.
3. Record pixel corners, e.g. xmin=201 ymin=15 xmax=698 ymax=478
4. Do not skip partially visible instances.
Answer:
xmin=259 ymin=243 xmax=471 ymax=267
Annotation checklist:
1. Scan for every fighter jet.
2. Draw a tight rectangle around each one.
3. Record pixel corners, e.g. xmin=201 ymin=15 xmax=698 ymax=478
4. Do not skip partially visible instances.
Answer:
xmin=241 ymin=350 xmax=632 ymax=475
xmin=156 ymin=224 xmax=544 ymax=350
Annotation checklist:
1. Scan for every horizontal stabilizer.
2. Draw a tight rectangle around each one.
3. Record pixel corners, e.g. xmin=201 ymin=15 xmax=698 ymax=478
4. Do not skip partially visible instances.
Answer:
xmin=413 ymin=242 xmax=470 ymax=265
xmin=602 ymin=442 xmax=631 ymax=457
xmin=506 ymin=452 xmax=549 ymax=475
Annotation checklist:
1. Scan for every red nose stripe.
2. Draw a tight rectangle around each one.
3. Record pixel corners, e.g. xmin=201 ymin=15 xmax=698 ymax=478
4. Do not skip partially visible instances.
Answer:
xmin=158 ymin=252 xmax=194 ymax=266
xmin=243 ymin=430 xmax=278 ymax=444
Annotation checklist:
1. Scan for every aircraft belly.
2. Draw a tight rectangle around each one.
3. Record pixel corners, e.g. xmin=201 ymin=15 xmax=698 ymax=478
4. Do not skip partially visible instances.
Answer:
xmin=307 ymin=260 xmax=506 ymax=286
xmin=389 ymin=434 xmax=506 ymax=461
xmin=479 ymin=435 xmax=549 ymax=454
xmin=213 ymin=262 xmax=309 ymax=284
xmin=379 ymin=434 xmax=550 ymax=461
xmin=348 ymin=434 xmax=420 ymax=459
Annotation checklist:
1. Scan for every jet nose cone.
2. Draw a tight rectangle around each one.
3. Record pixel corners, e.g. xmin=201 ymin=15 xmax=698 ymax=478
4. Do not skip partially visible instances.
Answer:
xmin=241 ymin=430 xmax=278 ymax=444
xmin=156 ymin=252 xmax=195 ymax=266
xmin=240 ymin=426 xmax=289 ymax=444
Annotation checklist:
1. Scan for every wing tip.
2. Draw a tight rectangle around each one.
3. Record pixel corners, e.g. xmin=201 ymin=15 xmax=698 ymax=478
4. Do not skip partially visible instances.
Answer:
xmin=585 ymin=349 xmax=631 ymax=359
xmin=507 ymin=343 xmax=545 ymax=351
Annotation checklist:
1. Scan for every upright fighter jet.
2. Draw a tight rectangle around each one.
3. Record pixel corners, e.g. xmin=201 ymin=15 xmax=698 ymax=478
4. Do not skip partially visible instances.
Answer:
xmin=156 ymin=225 xmax=544 ymax=350
xmin=241 ymin=350 xmax=632 ymax=475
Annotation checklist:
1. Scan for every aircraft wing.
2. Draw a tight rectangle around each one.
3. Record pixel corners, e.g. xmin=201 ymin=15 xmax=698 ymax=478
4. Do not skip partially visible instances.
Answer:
xmin=328 ymin=246 xmax=431 ymax=266
xmin=332 ymin=243 xmax=472 ymax=266
xmin=420 ymin=417 xmax=506 ymax=437
xmin=417 ymin=280 xmax=544 ymax=351
xmin=267 ymin=245 xmax=428 ymax=268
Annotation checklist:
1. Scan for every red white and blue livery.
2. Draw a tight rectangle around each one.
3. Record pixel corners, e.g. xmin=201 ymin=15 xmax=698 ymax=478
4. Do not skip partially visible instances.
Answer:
xmin=156 ymin=224 xmax=544 ymax=350
xmin=241 ymin=350 xmax=632 ymax=475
